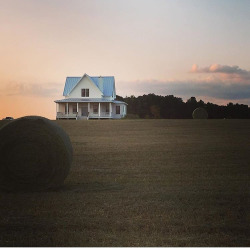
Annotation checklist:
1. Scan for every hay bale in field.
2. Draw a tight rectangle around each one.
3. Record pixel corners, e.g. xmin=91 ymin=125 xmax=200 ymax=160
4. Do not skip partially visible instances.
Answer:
xmin=0 ymin=120 xmax=11 ymax=129
xmin=0 ymin=116 xmax=73 ymax=192
xmin=192 ymin=107 xmax=208 ymax=119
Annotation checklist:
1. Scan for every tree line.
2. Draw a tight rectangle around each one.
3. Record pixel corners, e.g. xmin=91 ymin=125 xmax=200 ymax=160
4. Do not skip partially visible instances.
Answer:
xmin=116 ymin=94 xmax=250 ymax=119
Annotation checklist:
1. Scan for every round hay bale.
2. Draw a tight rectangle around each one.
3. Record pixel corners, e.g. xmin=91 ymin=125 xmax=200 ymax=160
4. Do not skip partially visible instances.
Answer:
xmin=0 ymin=116 xmax=73 ymax=192
xmin=0 ymin=120 xmax=11 ymax=129
xmin=192 ymin=107 xmax=208 ymax=119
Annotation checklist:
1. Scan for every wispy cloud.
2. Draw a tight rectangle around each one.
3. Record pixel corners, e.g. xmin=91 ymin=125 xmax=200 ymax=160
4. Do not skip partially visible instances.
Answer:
xmin=0 ymin=82 xmax=62 ymax=97
xmin=119 ymin=80 xmax=250 ymax=101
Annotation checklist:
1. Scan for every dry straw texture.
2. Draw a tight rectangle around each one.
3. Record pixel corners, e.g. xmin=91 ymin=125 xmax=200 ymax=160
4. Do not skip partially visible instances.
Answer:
xmin=192 ymin=107 xmax=208 ymax=119
xmin=0 ymin=116 xmax=73 ymax=192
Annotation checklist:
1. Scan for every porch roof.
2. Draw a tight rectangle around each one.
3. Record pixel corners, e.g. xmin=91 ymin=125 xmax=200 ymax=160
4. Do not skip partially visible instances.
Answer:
xmin=54 ymin=98 xmax=127 ymax=105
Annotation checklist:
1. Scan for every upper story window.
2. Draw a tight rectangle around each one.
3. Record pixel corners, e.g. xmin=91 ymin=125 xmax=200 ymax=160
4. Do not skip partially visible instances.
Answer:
xmin=81 ymin=88 xmax=89 ymax=97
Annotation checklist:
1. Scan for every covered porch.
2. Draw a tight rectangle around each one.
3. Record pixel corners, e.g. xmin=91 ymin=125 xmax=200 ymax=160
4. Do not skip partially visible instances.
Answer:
xmin=55 ymin=98 xmax=127 ymax=120
xmin=56 ymin=102 xmax=113 ymax=120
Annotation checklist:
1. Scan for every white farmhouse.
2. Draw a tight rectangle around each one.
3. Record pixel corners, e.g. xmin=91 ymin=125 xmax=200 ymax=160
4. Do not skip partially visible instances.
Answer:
xmin=55 ymin=74 xmax=127 ymax=120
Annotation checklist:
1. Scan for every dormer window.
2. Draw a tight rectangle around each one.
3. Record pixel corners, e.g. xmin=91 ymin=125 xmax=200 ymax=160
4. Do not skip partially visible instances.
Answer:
xmin=81 ymin=88 xmax=89 ymax=97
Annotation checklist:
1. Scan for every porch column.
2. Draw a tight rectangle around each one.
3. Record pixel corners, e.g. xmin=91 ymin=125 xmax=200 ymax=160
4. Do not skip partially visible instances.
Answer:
xmin=87 ymin=103 xmax=90 ymax=120
xmin=56 ymin=103 xmax=58 ymax=119
xmin=66 ymin=103 xmax=69 ymax=116
xmin=109 ymin=102 xmax=112 ymax=117
xmin=98 ymin=102 xmax=101 ymax=117
xmin=76 ymin=102 xmax=79 ymax=119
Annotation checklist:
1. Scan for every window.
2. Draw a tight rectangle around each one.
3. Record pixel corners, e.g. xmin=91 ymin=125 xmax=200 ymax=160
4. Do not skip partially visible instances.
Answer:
xmin=73 ymin=104 xmax=77 ymax=113
xmin=105 ymin=103 xmax=109 ymax=113
xmin=81 ymin=88 xmax=89 ymax=97
xmin=116 ymin=105 xmax=120 ymax=114
xmin=93 ymin=104 xmax=98 ymax=114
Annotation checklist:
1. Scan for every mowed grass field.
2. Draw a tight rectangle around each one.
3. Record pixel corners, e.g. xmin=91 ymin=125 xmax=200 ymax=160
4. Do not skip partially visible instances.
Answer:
xmin=0 ymin=119 xmax=249 ymax=247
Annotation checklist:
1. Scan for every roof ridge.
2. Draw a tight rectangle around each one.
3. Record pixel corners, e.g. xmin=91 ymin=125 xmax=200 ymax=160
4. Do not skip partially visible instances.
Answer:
xmin=90 ymin=76 xmax=114 ymax=78
xmin=66 ymin=76 xmax=114 ymax=78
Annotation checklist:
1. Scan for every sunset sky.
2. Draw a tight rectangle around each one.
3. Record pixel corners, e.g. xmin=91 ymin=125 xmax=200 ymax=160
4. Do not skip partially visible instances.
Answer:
xmin=1 ymin=0 xmax=250 ymax=119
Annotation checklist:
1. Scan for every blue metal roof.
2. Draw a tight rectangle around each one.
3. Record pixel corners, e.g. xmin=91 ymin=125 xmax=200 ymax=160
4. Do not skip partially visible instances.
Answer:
xmin=90 ymin=76 xmax=115 ymax=97
xmin=63 ymin=75 xmax=115 ymax=97
xmin=63 ymin=77 xmax=81 ymax=96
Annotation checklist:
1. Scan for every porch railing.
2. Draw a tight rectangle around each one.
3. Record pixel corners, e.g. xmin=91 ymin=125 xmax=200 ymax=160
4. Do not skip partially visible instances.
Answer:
xmin=57 ymin=112 xmax=113 ymax=119
xmin=89 ymin=112 xmax=112 ymax=118
xmin=56 ymin=112 xmax=77 ymax=119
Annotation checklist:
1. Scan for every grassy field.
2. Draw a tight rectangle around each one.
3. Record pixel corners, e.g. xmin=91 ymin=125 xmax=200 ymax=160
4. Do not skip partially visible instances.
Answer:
xmin=0 ymin=119 xmax=249 ymax=247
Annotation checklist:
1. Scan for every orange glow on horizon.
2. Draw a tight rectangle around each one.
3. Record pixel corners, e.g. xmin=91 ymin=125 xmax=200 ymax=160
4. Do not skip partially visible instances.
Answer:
xmin=0 ymin=96 xmax=57 ymax=120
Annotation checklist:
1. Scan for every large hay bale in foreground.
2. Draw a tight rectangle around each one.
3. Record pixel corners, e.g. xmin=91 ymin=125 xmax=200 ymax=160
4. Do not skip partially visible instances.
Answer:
xmin=0 ymin=120 xmax=11 ymax=129
xmin=192 ymin=107 xmax=208 ymax=119
xmin=0 ymin=116 xmax=73 ymax=192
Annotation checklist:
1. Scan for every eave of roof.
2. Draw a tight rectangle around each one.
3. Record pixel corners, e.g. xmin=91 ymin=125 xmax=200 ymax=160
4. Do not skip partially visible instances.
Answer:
xmin=54 ymin=98 xmax=127 ymax=105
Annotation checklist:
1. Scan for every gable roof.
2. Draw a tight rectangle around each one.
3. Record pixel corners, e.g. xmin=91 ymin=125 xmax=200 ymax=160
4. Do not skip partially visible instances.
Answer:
xmin=63 ymin=77 xmax=81 ymax=96
xmin=63 ymin=74 xmax=115 ymax=97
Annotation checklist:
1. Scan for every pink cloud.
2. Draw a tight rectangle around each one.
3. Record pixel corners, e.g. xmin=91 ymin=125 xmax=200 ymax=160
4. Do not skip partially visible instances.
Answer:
xmin=190 ymin=64 xmax=198 ymax=73
xmin=190 ymin=64 xmax=250 ymax=83
xmin=118 ymin=63 xmax=250 ymax=106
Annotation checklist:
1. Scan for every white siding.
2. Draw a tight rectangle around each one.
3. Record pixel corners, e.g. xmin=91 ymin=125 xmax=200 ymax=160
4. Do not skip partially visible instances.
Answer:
xmin=67 ymin=76 xmax=103 ymax=98
xmin=112 ymin=103 xmax=127 ymax=119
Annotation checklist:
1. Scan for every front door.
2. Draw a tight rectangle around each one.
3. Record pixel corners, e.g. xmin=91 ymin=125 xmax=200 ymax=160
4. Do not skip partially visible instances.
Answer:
xmin=81 ymin=107 xmax=88 ymax=116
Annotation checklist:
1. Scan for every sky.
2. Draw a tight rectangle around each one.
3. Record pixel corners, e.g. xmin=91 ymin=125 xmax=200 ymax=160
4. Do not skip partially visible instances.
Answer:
xmin=1 ymin=0 xmax=250 ymax=119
